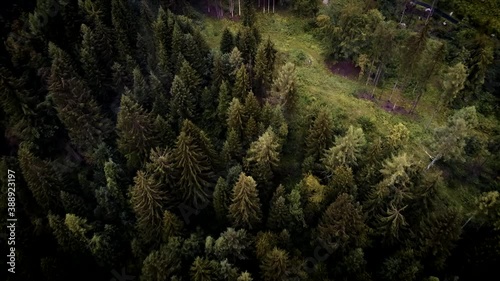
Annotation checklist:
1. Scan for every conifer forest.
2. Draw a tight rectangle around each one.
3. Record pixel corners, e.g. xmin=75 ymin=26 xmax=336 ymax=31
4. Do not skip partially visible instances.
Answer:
xmin=1 ymin=0 xmax=500 ymax=280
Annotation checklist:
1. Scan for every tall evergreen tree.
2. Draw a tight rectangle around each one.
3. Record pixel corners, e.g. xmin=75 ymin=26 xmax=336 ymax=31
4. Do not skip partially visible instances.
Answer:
xmin=229 ymin=173 xmax=262 ymax=229
xmin=233 ymin=64 xmax=251 ymax=100
xmin=48 ymin=43 xmax=112 ymax=156
xmin=318 ymin=193 xmax=370 ymax=254
xmin=246 ymin=128 xmax=280 ymax=183
xmin=213 ymin=177 xmax=231 ymax=223
xmin=116 ymin=94 xmax=159 ymax=169
xmin=305 ymin=108 xmax=334 ymax=161
xmin=173 ymin=131 xmax=213 ymax=208
xmin=260 ymin=247 xmax=290 ymax=281
xmin=221 ymin=28 xmax=235 ymax=54
xmin=130 ymin=170 xmax=167 ymax=243
xmin=18 ymin=143 xmax=61 ymax=211
xmin=322 ymin=126 xmax=366 ymax=173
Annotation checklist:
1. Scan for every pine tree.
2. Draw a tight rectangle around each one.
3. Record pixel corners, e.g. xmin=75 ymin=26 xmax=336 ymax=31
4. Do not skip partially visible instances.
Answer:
xmin=170 ymin=75 xmax=195 ymax=126
xmin=322 ymin=126 xmax=366 ymax=173
xmin=227 ymin=98 xmax=245 ymax=133
xmin=48 ymin=42 xmax=112 ymax=156
xmin=387 ymin=123 xmax=410 ymax=151
xmin=213 ymin=177 xmax=231 ymax=223
xmin=130 ymin=170 xmax=167 ymax=243
xmin=233 ymin=65 xmax=251 ymax=100
xmin=173 ymin=131 xmax=213 ymax=208
xmin=318 ymin=193 xmax=370 ymax=254
xmin=141 ymin=244 xmax=181 ymax=281
xmin=80 ymin=24 xmax=106 ymax=98
xmin=246 ymin=128 xmax=280 ymax=183
xmin=95 ymin=159 xmax=129 ymax=221
xmin=217 ymin=80 xmax=232 ymax=124
xmin=222 ymin=129 xmax=243 ymax=163
xmin=111 ymin=0 xmax=136 ymax=61
xmin=181 ymin=119 xmax=220 ymax=170
xmin=190 ymin=257 xmax=217 ymax=281
xmin=260 ymin=247 xmax=290 ymax=281
xmin=243 ymin=91 xmax=261 ymax=122
xmin=116 ymin=94 xmax=159 ymax=169
xmin=133 ymin=67 xmax=151 ymax=107
xmin=171 ymin=22 xmax=184 ymax=72
xmin=270 ymin=62 xmax=297 ymax=115
xmin=244 ymin=117 xmax=259 ymax=143
xmin=330 ymin=165 xmax=357 ymax=198
xmin=213 ymin=228 xmax=251 ymax=261
xmin=305 ymin=108 xmax=333 ymax=161
xmin=221 ymin=28 xmax=235 ymax=54
xmin=288 ymin=188 xmax=307 ymax=229
xmin=18 ymin=143 xmax=61 ymax=211
xmin=162 ymin=210 xmax=184 ymax=242
xmin=267 ymin=185 xmax=289 ymax=230
xmin=229 ymin=173 xmax=262 ymax=229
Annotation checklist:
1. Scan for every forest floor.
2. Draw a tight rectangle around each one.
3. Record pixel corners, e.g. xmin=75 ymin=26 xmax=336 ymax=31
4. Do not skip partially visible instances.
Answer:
xmin=198 ymin=11 xmax=480 ymax=211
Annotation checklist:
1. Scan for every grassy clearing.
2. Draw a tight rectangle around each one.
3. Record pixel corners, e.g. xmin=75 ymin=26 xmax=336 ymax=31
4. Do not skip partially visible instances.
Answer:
xmin=201 ymin=13 xmax=445 ymax=145
xmin=199 ymin=11 xmax=478 ymax=210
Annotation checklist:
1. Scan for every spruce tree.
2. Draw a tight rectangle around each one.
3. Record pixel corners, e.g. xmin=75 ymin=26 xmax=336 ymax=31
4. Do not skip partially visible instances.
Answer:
xmin=162 ymin=210 xmax=184 ymax=242
xmin=222 ymin=129 xmax=243 ymax=163
xmin=246 ymin=128 xmax=280 ymax=183
xmin=141 ymin=244 xmax=181 ymax=281
xmin=305 ymin=108 xmax=333 ymax=161
xmin=130 ymin=170 xmax=167 ymax=243
xmin=217 ymin=80 xmax=232 ymax=125
xmin=213 ymin=177 xmax=231 ymax=223
xmin=260 ymin=247 xmax=290 ymax=281
xmin=173 ymin=131 xmax=213 ymax=208
xmin=221 ymin=28 xmax=235 ymax=54
xmin=170 ymin=75 xmax=195 ymax=126
xmin=227 ymin=98 xmax=245 ymax=133
xmin=116 ymin=94 xmax=159 ymax=169
xmin=318 ymin=193 xmax=370 ymax=254
xmin=233 ymin=64 xmax=251 ymax=100
xmin=190 ymin=257 xmax=217 ymax=281
xmin=267 ymin=185 xmax=289 ymax=230
xmin=270 ymin=62 xmax=297 ymax=115
xmin=229 ymin=173 xmax=262 ymax=229
xmin=18 ymin=143 xmax=61 ymax=211
xmin=321 ymin=126 xmax=366 ymax=173
xmin=49 ymin=42 xmax=112 ymax=156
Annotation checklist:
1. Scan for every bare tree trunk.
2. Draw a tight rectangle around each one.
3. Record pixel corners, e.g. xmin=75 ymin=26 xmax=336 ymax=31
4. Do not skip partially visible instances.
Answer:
xmin=409 ymin=83 xmax=422 ymax=114
xmin=273 ymin=0 xmax=275 ymax=13
xmin=268 ymin=0 xmax=270 ymax=13
xmin=366 ymin=60 xmax=375 ymax=86
xmin=371 ymin=65 xmax=382 ymax=98
xmin=238 ymin=0 xmax=241 ymax=16
xmin=230 ymin=0 xmax=234 ymax=17
xmin=388 ymin=81 xmax=398 ymax=102
xmin=399 ymin=1 xmax=407 ymax=23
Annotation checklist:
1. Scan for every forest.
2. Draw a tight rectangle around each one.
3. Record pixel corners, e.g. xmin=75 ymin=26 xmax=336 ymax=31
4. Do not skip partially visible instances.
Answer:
xmin=0 ymin=0 xmax=499 ymax=280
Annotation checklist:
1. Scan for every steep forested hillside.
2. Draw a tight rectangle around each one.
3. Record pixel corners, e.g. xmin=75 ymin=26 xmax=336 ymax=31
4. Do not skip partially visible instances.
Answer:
xmin=1 ymin=1 xmax=499 ymax=281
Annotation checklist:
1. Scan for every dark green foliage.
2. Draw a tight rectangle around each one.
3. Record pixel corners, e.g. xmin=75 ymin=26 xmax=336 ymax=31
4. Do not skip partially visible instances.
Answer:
xmin=130 ymin=170 xmax=167 ymax=243
xmin=213 ymin=177 xmax=231 ymax=222
xmin=229 ymin=173 xmax=262 ymax=229
xmin=141 ymin=243 xmax=181 ymax=281
xmin=173 ymin=130 xmax=213 ymax=208
xmin=305 ymin=108 xmax=334 ymax=162
xmin=18 ymin=143 xmax=61 ymax=211
xmin=221 ymin=28 xmax=235 ymax=54
xmin=318 ymin=193 xmax=370 ymax=254
xmin=3 ymin=1 xmax=499 ymax=280
xmin=260 ymin=247 xmax=290 ymax=281
xmin=117 ymin=94 xmax=159 ymax=169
